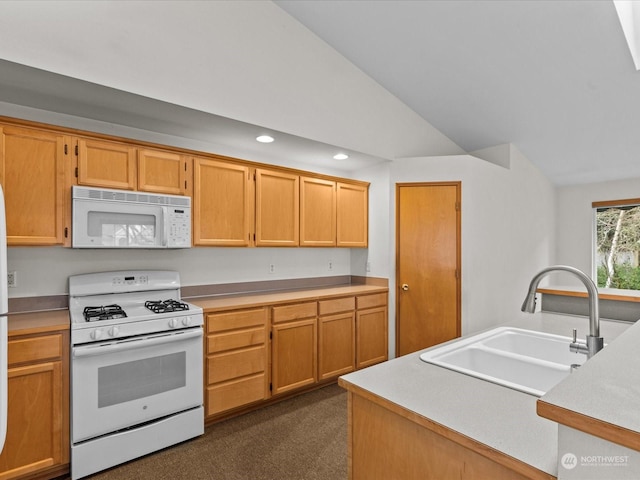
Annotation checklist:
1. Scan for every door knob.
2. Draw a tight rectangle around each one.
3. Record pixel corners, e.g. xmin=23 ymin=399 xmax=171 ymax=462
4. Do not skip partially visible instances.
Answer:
xmin=401 ymin=284 xmax=409 ymax=291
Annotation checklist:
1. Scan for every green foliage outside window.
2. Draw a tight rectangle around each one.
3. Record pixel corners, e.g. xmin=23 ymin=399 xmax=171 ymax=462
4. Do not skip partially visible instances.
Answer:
xmin=595 ymin=205 xmax=640 ymax=290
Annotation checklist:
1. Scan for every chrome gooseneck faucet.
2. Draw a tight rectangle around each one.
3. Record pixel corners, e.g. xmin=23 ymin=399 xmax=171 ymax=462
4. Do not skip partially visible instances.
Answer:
xmin=521 ymin=265 xmax=604 ymax=359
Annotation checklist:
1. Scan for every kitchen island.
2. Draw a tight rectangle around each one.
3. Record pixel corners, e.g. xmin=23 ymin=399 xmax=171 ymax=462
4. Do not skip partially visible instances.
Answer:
xmin=339 ymin=313 xmax=631 ymax=479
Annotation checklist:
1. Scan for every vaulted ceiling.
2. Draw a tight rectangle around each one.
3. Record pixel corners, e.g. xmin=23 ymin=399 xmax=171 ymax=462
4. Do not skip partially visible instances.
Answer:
xmin=276 ymin=1 xmax=640 ymax=186
xmin=0 ymin=1 xmax=638 ymax=186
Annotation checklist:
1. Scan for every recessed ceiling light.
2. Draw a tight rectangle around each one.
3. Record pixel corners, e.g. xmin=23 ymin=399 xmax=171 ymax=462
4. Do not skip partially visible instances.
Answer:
xmin=256 ymin=135 xmax=274 ymax=143
xmin=333 ymin=153 xmax=349 ymax=160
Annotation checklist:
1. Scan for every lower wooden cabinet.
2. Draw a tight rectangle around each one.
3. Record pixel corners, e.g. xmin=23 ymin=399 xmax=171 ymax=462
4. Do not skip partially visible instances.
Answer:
xmin=205 ymin=307 xmax=269 ymax=419
xmin=356 ymin=292 xmax=388 ymax=369
xmin=205 ymin=289 xmax=388 ymax=418
xmin=271 ymin=302 xmax=318 ymax=395
xmin=271 ymin=318 xmax=318 ymax=395
xmin=318 ymin=296 xmax=356 ymax=381
xmin=0 ymin=331 xmax=69 ymax=480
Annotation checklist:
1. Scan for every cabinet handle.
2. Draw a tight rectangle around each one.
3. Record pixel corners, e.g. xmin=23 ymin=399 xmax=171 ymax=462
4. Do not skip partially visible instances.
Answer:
xmin=401 ymin=284 xmax=409 ymax=291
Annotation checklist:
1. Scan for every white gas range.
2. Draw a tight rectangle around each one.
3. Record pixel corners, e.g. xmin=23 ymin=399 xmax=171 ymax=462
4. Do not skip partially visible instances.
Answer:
xmin=68 ymin=270 xmax=204 ymax=480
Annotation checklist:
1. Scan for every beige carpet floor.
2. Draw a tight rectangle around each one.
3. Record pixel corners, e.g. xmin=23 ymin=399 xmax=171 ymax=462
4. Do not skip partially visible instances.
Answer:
xmin=81 ymin=383 xmax=347 ymax=480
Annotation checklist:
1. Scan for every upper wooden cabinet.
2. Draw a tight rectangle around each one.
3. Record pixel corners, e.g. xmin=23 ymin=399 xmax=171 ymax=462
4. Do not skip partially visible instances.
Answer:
xmin=193 ymin=157 xmax=253 ymax=246
xmin=255 ymin=168 xmax=299 ymax=247
xmin=76 ymin=140 xmax=190 ymax=195
xmin=337 ymin=182 xmax=368 ymax=247
xmin=76 ymin=137 xmax=137 ymax=190
xmin=0 ymin=117 xmax=369 ymax=248
xmin=300 ymin=176 xmax=336 ymax=247
xmin=0 ymin=125 xmax=68 ymax=245
xmin=138 ymin=148 xmax=189 ymax=195
xmin=318 ymin=296 xmax=356 ymax=380
xmin=300 ymin=177 xmax=369 ymax=247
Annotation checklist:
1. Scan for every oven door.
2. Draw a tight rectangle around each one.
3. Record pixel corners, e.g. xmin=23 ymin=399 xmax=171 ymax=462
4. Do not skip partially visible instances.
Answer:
xmin=71 ymin=328 xmax=203 ymax=443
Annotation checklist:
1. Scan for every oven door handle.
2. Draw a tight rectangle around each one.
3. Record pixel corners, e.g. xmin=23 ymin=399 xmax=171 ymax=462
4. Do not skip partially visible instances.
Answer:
xmin=73 ymin=328 xmax=203 ymax=358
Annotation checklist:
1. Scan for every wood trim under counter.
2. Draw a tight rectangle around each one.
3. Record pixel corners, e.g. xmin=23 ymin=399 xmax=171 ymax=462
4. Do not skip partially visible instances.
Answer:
xmin=537 ymin=400 xmax=640 ymax=453
xmin=537 ymin=287 xmax=640 ymax=304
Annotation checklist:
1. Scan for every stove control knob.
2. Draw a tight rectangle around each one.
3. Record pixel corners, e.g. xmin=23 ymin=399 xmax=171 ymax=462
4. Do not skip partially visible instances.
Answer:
xmin=91 ymin=329 xmax=103 ymax=340
xmin=169 ymin=318 xmax=179 ymax=329
xmin=182 ymin=317 xmax=192 ymax=327
xmin=108 ymin=326 xmax=120 ymax=337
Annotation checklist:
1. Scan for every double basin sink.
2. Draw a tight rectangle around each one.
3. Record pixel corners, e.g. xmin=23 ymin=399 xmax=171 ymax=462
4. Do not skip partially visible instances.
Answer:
xmin=419 ymin=327 xmax=589 ymax=397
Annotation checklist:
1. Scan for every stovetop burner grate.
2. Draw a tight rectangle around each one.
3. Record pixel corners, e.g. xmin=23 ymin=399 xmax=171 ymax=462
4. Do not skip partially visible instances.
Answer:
xmin=83 ymin=305 xmax=128 ymax=322
xmin=145 ymin=299 xmax=190 ymax=314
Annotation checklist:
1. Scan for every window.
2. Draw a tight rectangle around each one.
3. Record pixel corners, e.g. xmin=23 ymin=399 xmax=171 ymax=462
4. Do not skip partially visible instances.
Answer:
xmin=594 ymin=198 xmax=640 ymax=290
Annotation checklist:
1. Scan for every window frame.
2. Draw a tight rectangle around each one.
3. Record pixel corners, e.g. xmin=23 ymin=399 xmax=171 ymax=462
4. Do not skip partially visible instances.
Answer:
xmin=592 ymin=197 xmax=640 ymax=291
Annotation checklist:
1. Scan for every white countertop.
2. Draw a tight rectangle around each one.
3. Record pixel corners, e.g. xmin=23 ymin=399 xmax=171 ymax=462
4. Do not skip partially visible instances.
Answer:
xmin=340 ymin=313 xmax=632 ymax=477
xmin=541 ymin=317 xmax=640 ymax=437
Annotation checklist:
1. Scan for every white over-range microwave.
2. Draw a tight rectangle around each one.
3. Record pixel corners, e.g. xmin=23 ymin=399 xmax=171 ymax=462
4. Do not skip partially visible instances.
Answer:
xmin=72 ymin=186 xmax=191 ymax=249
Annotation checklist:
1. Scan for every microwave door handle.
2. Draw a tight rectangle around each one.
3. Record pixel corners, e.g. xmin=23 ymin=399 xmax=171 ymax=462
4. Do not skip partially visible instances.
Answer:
xmin=73 ymin=328 xmax=203 ymax=358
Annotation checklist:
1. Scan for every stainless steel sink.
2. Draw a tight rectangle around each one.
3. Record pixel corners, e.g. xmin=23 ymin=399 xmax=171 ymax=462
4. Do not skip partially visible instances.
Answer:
xmin=419 ymin=327 xmax=588 ymax=396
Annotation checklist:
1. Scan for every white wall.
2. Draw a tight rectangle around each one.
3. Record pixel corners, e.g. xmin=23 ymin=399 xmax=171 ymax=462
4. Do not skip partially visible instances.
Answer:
xmin=2 ymin=104 xmax=352 ymax=297
xmin=556 ymin=177 xmax=640 ymax=286
xmin=0 ymin=0 xmax=463 ymax=161
xmin=385 ymin=146 xmax=556 ymax=355
xmin=350 ymin=162 xmax=392 ymax=278
xmin=0 ymin=2 xmax=557 ymax=356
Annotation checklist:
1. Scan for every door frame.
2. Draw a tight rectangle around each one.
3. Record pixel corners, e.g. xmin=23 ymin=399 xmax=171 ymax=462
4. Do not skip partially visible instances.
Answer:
xmin=395 ymin=181 xmax=462 ymax=355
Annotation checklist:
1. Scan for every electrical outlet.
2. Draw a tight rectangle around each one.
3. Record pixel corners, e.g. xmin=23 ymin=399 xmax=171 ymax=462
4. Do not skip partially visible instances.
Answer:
xmin=366 ymin=262 xmax=371 ymax=272
xmin=328 ymin=261 xmax=333 ymax=271
xmin=268 ymin=263 xmax=275 ymax=274
xmin=7 ymin=271 xmax=17 ymax=288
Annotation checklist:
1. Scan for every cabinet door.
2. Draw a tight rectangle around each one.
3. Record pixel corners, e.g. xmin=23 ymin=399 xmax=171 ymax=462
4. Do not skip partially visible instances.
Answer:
xmin=356 ymin=306 xmax=388 ymax=369
xmin=337 ymin=182 xmax=368 ymax=247
xmin=319 ymin=312 xmax=355 ymax=380
xmin=77 ymin=137 xmax=137 ymax=190
xmin=0 ymin=125 xmax=67 ymax=245
xmin=193 ymin=157 xmax=253 ymax=246
xmin=271 ymin=318 xmax=317 ymax=395
xmin=0 ymin=361 xmax=64 ymax=478
xmin=138 ymin=148 xmax=188 ymax=195
xmin=255 ymin=169 xmax=299 ymax=247
xmin=300 ymin=176 xmax=336 ymax=247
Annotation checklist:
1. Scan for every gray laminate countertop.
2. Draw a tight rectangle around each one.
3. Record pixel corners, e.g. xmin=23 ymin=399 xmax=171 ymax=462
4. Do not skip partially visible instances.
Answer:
xmin=340 ymin=312 xmax=632 ymax=477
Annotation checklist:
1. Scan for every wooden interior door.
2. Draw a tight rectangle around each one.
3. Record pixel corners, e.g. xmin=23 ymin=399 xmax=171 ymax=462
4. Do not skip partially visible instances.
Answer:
xmin=396 ymin=182 xmax=461 ymax=356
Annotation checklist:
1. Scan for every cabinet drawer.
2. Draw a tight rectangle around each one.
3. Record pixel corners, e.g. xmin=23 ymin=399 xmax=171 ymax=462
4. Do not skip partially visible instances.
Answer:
xmin=8 ymin=334 xmax=63 ymax=366
xmin=207 ymin=327 xmax=265 ymax=354
xmin=207 ymin=307 xmax=267 ymax=333
xmin=207 ymin=346 xmax=266 ymax=384
xmin=206 ymin=373 xmax=266 ymax=417
xmin=272 ymin=302 xmax=317 ymax=323
xmin=319 ymin=296 xmax=355 ymax=316
xmin=357 ymin=293 xmax=387 ymax=310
